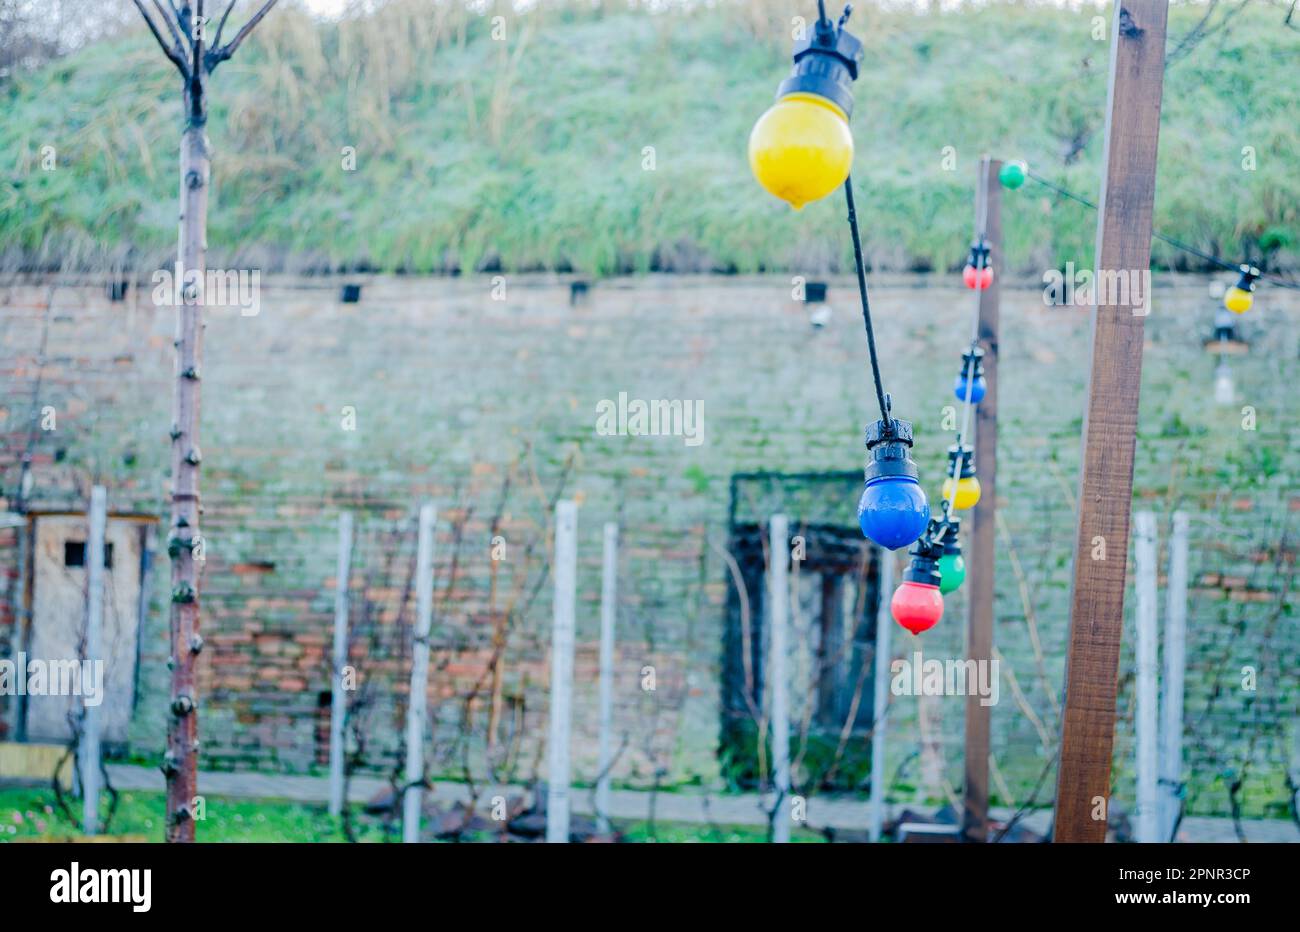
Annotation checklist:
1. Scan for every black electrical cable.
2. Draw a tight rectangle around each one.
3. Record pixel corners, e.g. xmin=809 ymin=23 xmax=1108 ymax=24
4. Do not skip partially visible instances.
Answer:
xmin=1024 ymin=168 xmax=1097 ymax=211
xmin=939 ymin=156 xmax=990 ymax=526
xmin=844 ymin=175 xmax=892 ymax=427
xmin=1023 ymin=167 xmax=1300 ymax=290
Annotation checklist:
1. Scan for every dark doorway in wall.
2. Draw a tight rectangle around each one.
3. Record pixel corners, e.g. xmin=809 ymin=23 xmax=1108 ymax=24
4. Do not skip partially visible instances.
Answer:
xmin=719 ymin=471 xmax=882 ymax=791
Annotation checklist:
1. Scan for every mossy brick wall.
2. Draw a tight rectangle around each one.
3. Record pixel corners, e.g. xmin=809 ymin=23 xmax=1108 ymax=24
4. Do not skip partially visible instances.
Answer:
xmin=0 ymin=274 xmax=1296 ymax=816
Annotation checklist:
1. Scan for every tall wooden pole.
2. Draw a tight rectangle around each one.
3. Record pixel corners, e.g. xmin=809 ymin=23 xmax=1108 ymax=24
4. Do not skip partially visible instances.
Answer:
xmin=1133 ymin=511 xmax=1159 ymax=842
xmin=403 ymin=503 xmax=436 ymax=843
xmin=962 ymin=155 xmax=1001 ymax=844
xmin=594 ymin=521 xmax=618 ymax=834
xmin=546 ymin=500 xmax=578 ymax=843
xmin=81 ymin=485 xmax=107 ymax=835
xmin=768 ymin=514 xmax=791 ymax=843
xmin=328 ymin=511 xmax=353 ymax=817
xmin=1053 ymin=0 xmax=1169 ymax=843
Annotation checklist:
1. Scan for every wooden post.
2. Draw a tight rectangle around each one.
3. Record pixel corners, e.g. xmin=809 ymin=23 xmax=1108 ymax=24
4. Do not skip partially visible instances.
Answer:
xmin=328 ymin=511 xmax=353 ymax=818
xmin=768 ymin=514 xmax=791 ymax=843
xmin=1159 ymin=511 xmax=1189 ymax=841
xmin=868 ymin=548 xmax=894 ymax=842
xmin=402 ymin=503 xmax=436 ymax=843
xmin=546 ymin=500 xmax=578 ymax=843
xmin=962 ymin=155 xmax=1001 ymax=844
xmin=595 ymin=521 xmax=618 ymax=834
xmin=1133 ymin=511 xmax=1159 ymax=842
xmin=81 ymin=485 xmax=107 ymax=835
xmin=1053 ymin=0 xmax=1169 ymax=843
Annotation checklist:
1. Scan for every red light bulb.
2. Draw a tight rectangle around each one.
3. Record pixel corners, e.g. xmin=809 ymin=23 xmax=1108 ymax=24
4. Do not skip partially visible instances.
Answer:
xmin=962 ymin=265 xmax=993 ymax=290
xmin=891 ymin=580 xmax=944 ymax=635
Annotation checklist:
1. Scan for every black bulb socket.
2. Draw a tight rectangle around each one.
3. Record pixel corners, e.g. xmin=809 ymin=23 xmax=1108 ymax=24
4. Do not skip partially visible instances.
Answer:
xmin=864 ymin=417 xmax=919 ymax=483
xmin=946 ymin=443 xmax=977 ymax=480
xmin=939 ymin=516 xmax=962 ymax=556
xmin=1232 ymin=264 xmax=1260 ymax=294
xmin=775 ymin=13 xmax=864 ymax=118
xmin=904 ymin=532 xmax=944 ymax=586
xmin=958 ymin=346 xmax=985 ymax=380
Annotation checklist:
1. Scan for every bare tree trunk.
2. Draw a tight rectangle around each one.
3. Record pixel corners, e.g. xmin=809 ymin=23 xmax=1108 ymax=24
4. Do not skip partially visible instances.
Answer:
xmin=130 ymin=0 xmax=281 ymax=846
xmin=164 ymin=116 xmax=209 ymax=844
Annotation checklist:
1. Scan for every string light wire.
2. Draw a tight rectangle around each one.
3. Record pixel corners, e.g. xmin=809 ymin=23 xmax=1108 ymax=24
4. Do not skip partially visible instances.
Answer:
xmin=939 ymin=156 xmax=991 ymax=527
xmin=1023 ymin=167 xmax=1300 ymax=290
xmin=844 ymin=175 xmax=893 ymax=427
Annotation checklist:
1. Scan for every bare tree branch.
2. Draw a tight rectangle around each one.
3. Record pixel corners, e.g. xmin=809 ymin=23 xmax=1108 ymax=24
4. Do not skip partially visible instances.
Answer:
xmin=170 ymin=2 xmax=189 ymax=39
xmin=130 ymin=0 xmax=191 ymax=78
xmin=205 ymin=0 xmax=279 ymax=72
xmin=210 ymin=0 xmax=238 ymax=52
xmin=1166 ymin=0 xmax=1219 ymax=64
xmin=186 ymin=0 xmax=206 ymax=122
xmin=150 ymin=0 xmax=188 ymax=57
xmin=1167 ymin=0 xmax=1254 ymax=68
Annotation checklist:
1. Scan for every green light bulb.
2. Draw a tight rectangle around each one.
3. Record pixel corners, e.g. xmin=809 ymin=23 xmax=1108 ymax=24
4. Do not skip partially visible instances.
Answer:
xmin=999 ymin=160 xmax=1027 ymax=190
xmin=937 ymin=552 xmax=966 ymax=594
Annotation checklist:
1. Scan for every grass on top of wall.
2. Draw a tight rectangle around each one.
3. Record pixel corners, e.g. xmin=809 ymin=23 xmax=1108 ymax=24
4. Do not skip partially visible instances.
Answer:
xmin=2 ymin=0 xmax=1296 ymax=276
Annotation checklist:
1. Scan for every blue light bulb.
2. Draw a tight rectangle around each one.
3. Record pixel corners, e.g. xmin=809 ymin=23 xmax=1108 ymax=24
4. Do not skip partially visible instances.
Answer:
xmin=857 ymin=475 xmax=930 ymax=550
xmin=953 ymin=347 xmax=986 ymax=405
xmin=953 ymin=372 xmax=986 ymax=404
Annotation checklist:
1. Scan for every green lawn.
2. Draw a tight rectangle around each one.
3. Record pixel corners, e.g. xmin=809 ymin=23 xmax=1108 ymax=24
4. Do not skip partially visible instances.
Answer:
xmin=0 ymin=785 xmax=382 ymax=843
xmin=0 ymin=786 xmax=821 ymax=843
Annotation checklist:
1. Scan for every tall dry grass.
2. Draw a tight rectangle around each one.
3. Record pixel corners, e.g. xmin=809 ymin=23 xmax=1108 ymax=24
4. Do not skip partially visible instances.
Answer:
xmin=2 ymin=0 xmax=1296 ymax=275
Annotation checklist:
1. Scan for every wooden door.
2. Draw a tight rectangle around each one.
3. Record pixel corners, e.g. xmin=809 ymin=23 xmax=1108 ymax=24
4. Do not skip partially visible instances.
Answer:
xmin=23 ymin=516 xmax=143 ymax=744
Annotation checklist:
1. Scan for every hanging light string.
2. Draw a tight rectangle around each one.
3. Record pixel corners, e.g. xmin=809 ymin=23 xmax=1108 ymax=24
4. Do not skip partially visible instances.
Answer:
xmin=938 ymin=157 xmax=991 ymax=528
xmin=844 ymin=175 xmax=894 ymax=428
xmin=1022 ymin=166 xmax=1300 ymax=290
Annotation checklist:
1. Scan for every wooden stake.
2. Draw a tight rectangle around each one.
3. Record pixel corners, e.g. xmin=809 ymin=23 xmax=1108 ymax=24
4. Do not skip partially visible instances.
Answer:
xmin=868 ymin=548 xmax=894 ymax=842
xmin=595 ymin=521 xmax=618 ymax=834
xmin=403 ymin=504 xmax=436 ymax=843
xmin=962 ymin=155 xmax=1001 ymax=844
xmin=546 ymin=500 xmax=578 ymax=843
xmin=1133 ymin=511 xmax=1159 ymax=843
xmin=1054 ymin=0 xmax=1169 ymax=843
xmin=768 ymin=514 xmax=791 ymax=843
xmin=81 ymin=485 xmax=107 ymax=836
xmin=1159 ymin=511 xmax=1189 ymax=841
xmin=328 ymin=511 xmax=353 ymax=818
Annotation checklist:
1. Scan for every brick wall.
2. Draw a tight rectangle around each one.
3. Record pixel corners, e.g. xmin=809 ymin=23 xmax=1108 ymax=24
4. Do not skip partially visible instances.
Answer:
xmin=1 ymin=274 xmax=1296 ymax=817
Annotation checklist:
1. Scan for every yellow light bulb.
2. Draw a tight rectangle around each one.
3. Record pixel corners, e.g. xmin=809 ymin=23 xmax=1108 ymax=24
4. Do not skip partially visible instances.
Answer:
xmin=942 ymin=476 xmax=982 ymax=511
xmin=1224 ymin=286 xmax=1253 ymax=314
xmin=748 ymin=93 xmax=854 ymax=210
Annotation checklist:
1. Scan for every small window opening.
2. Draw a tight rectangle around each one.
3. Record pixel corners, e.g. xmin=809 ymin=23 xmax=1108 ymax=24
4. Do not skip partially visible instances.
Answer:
xmin=64 ymin=541 xmax=113 ymax=569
